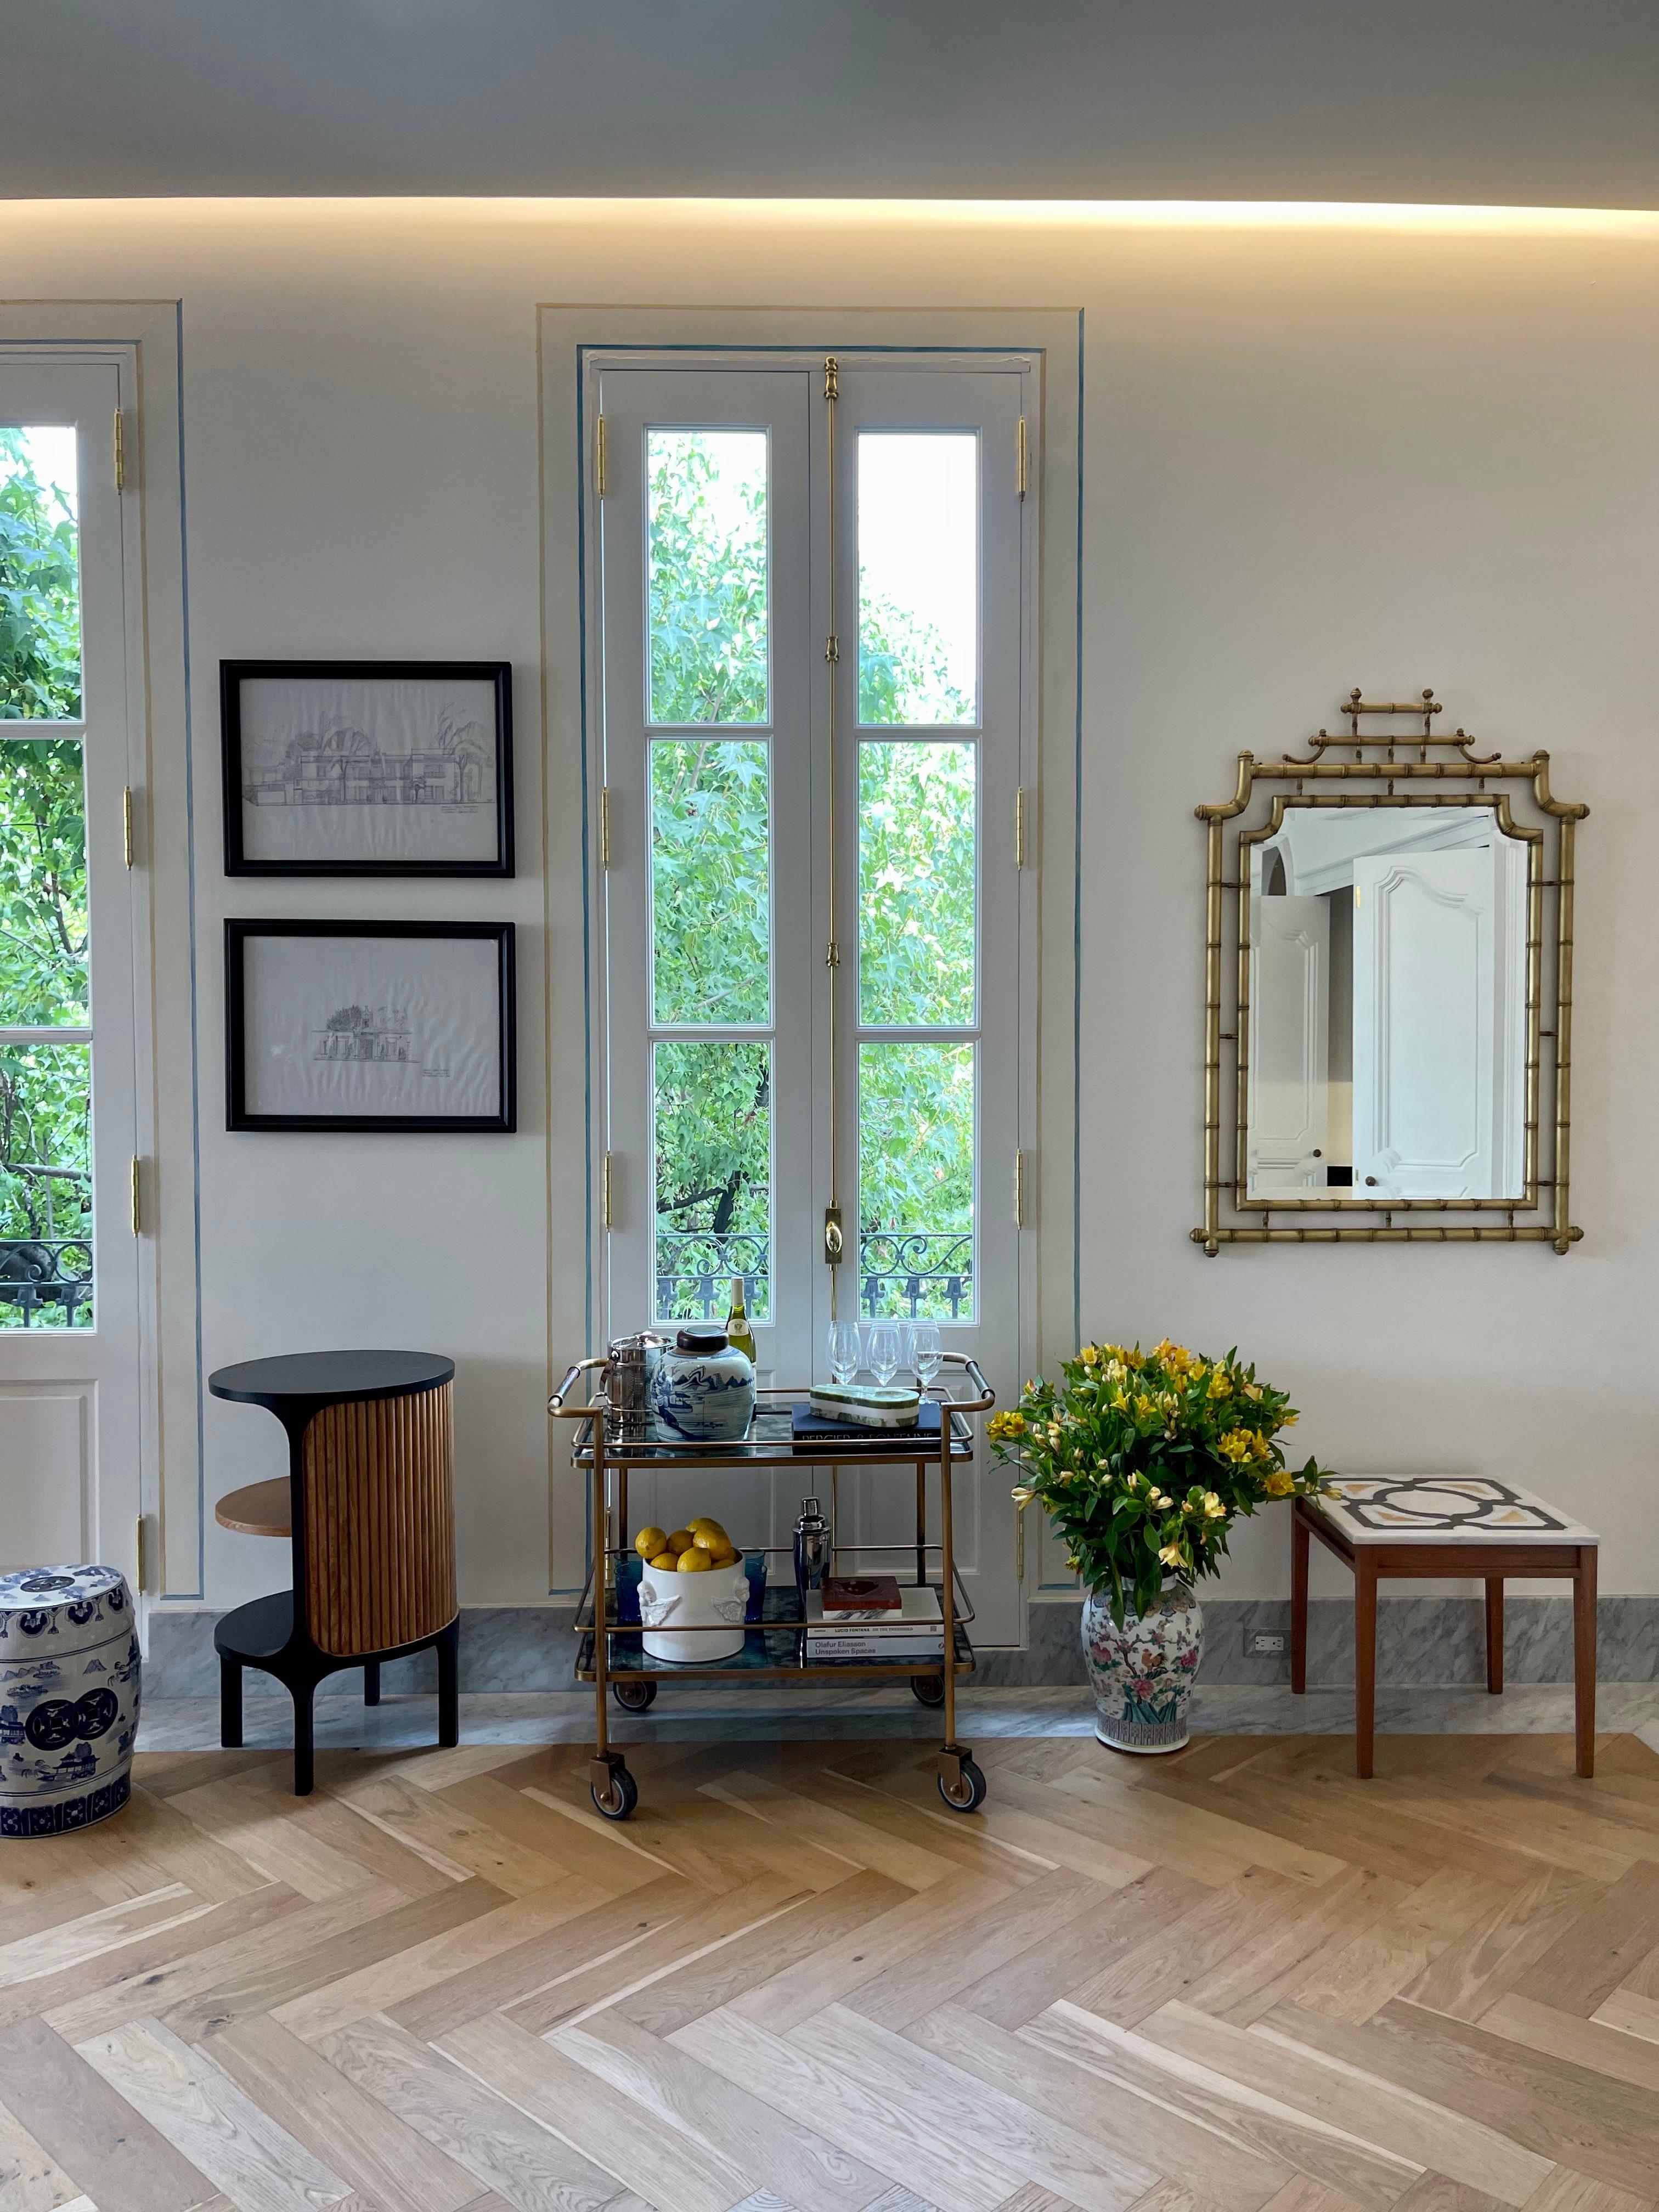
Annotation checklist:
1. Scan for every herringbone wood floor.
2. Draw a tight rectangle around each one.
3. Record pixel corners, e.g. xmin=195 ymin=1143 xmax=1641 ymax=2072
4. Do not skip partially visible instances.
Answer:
xmin=3 ymin=1731 xmax=1659 ymax=2212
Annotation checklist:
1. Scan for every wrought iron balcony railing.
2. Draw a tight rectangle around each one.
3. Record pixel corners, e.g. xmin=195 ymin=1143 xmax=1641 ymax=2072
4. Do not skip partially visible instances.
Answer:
xmin=0 ymin=1238 xmax=93 ymax=1327
xmin=655 ymin=1228 xmax=973 ymax=1325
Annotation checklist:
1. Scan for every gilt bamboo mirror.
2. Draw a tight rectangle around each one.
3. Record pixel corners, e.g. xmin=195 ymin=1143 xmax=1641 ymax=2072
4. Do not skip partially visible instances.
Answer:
xmin=1194 ymin=692 xmax=1588 ymax=1254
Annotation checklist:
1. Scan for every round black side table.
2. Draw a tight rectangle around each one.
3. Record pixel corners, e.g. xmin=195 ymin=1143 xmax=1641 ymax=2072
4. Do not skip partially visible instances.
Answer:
xmin=208 ymin=1350 xmax=459 ymax=1794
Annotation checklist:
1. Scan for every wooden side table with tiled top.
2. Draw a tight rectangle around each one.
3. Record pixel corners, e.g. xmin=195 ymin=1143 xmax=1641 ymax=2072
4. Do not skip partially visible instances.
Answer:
xmin=1292 ymin=1476 xmax=1600 ymax=1779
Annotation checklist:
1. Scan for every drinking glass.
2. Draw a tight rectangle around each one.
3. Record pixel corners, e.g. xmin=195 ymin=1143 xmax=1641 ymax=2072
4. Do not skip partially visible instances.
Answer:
xmin=911 ymin=1322 xmax=943 ymax=1390
xmin=828 ymin=1321 xmax=861 ymax=1384
xmin=867 ymin=1320 xmax=901 ymax=1386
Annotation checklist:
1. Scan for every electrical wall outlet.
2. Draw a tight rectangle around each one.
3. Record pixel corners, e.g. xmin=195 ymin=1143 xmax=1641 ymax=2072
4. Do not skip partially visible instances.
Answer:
xmin=1252 ymin=1633 xmax=1286 ymax=1653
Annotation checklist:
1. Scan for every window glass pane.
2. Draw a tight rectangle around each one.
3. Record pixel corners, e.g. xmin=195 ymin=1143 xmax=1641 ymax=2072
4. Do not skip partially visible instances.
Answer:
xmin=0 ymin=1039 xmax=92 ymax=1329
xmin=858 ymin=1041 xmax=974 ymax=1322
xmin=857 ymin=432 xmax=977 ymax=726
xmin=651 ymin=740 xmax=770 ymax=1026
xmin=648 ymin=429 xmax=769 ymax=726
xmin=0 ymin=738 xmax=89 ymax=1026
xmin=1 ymin=427 xmax=81 ymax=721
xmin=859 ymin=740 xmax=975 ymax=1026
xmin=654 ymin=1039 xmax=771 ymax=1323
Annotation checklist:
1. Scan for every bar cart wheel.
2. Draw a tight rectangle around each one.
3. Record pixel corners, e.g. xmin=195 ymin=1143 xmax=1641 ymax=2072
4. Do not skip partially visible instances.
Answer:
xmin=911 ymin=1673 xmax=947 ymax=1708
xmin=590 ymin=1753 xmax=638 ymax=1820
xmin=936 ymin=1749 xmax=987 ymax=1814
xmin=612 ymin=1678 xmax=657 ymax=1712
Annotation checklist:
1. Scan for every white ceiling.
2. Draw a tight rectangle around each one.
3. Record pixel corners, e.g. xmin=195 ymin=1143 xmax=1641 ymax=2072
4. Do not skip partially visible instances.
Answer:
xmin=7 ymin=0 xmax=1657 ymax=206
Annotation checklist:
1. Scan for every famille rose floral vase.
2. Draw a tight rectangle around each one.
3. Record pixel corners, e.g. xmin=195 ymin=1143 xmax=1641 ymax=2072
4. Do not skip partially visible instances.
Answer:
xmin=1082 ymin=1579 xmax=1203 ymax=1754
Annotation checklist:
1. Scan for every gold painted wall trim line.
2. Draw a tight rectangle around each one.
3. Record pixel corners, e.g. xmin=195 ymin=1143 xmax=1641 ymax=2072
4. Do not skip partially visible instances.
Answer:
xmin=1193 ymin=690 xmax=1588 ymax=1256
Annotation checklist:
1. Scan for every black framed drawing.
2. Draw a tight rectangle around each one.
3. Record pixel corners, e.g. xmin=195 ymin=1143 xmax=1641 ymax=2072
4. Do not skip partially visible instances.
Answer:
xmin=226 ymin=921 xmax=517 ymax=1133
xmin=221 ymin=659 xmax=514 ymax=876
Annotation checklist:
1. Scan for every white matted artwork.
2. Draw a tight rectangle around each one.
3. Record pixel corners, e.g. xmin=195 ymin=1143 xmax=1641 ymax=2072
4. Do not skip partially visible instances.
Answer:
xmin=227 ymin=922 xmax=516 ymax=1131
xmin=222 ymin=661 xmax=513 ymax=874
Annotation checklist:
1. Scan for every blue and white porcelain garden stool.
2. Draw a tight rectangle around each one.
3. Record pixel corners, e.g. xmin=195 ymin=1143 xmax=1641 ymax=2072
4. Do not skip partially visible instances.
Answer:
xmin=0 ymin=1566 xmax=140 ymax=1837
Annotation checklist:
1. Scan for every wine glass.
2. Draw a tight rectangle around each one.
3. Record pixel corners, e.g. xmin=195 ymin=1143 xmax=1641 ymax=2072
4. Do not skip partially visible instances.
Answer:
xmin=828 ymin=1321 xmax=861 ymax=1384
xmin=867 ymin=1320 xmax=901 ymax=1386
xmin=911 ymin=1322 xmax=942 ymax=1392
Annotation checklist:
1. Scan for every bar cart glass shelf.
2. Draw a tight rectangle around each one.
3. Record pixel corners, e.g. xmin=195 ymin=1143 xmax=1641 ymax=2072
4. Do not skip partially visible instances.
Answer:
xmin=550 ymin=1354 xmax=995 ymax=1820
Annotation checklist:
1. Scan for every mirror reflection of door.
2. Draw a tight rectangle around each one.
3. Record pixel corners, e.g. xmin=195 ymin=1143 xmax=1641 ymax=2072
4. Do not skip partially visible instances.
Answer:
xmin=1248 ymin=809 xmax=1527 ymax=1203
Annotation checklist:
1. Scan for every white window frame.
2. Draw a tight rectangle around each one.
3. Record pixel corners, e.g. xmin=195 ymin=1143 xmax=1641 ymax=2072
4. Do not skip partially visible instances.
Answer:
xmin=0 ymin=310 xmax=193 ymax=1611
xmin=539 ymin=307 xmax=1080 ymax=1638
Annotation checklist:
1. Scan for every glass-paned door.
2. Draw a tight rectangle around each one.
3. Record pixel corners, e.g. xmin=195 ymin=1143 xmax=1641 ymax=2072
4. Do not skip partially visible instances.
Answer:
xmin=827 ymin=369 xmax=1026 ymax=1638
xmin=0 ymin=361 xmax=144 ymax=1572
xmin=591 ymin=352 xmax=1033 ymax=1641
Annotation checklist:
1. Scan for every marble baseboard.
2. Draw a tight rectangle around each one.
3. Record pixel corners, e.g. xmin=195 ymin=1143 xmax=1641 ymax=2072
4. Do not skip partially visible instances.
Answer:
xmin=134 ymin=1680 xmax=1659 ymax=1755
xmin=146 ymin=1592 xmax=1659 ymax=1699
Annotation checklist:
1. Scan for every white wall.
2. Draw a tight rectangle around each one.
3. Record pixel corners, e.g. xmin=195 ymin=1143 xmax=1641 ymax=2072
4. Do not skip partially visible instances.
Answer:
xmin=3 ymin=200 xmax=1655 ymax=1615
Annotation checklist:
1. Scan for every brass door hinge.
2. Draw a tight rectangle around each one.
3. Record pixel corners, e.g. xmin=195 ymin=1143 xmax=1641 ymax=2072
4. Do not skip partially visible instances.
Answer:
xmin=123 ymin=786 xmax=136 ymax=869
xmin=823 ymin=1203 xmax=844 ymax=1264
xmin=130 ymin=1155 xmax=142 ymax=1237
xmin=1017 ymin=415 xmax=1029 ymax=500
xmin=1013 ymin=1149 xmax=1029 ymax=1228
xmin=1014 ymin=787 xmax=1028 ymax=869
xmin=135 ymin=1513 xmax=147 ymax=1593
xmin=602 ymin=1150 xmax=614 ymax=1231
xmin=114 ymin=408 xmax=126 ymax=492
xmin=594 ymin=413 xmax=607 ymax=499
xmin=600 ymin=787 xmax=613 ymax=867
xmin=824 ymin=355 xmax=839 ymax=402
xmin=825 ymin=634 xmax=839 ymax=664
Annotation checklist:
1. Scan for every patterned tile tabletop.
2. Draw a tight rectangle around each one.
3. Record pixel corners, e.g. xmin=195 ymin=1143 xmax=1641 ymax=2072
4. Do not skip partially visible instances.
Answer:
xmin=1311 ymin=1475 xmax=1599 ymax=1546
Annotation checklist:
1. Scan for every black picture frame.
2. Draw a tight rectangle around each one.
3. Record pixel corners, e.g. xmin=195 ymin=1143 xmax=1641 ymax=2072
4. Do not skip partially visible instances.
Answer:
xmin=225 ymin=919 xmax=517 ymax=1133
xmin=221 ymin=659 xmax=514 ymax=877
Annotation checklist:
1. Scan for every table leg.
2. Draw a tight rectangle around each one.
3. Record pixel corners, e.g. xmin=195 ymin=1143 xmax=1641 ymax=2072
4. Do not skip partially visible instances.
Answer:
xmin=592 ymin=1437 xmax=610 ymax=1764
xmin=916 ymin=1462 xmax=927 ymax=1590
xmin=940 ymin=1427 xmax=957 ymax=1754
xmin=1485 ymin=1578 xmax=1504 ymax=1695
xmin=363 ymin=1660 xmax=381 ymax=1707
xmin=1573 ymin=1544 xmax=1598 ymax=1780
xmin=1355 ymin=1556 xmax=1377 ymax=1780
xmin=1290 ymin=1508 xmax=1310 ymax=1695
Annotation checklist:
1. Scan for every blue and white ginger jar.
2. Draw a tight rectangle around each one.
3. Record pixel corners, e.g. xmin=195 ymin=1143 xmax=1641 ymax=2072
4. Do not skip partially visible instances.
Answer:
xmin=0 ymin=1565 xmax=140 ymax=1836
xmin=651 ymin=1325 xmax=755 ymax=1442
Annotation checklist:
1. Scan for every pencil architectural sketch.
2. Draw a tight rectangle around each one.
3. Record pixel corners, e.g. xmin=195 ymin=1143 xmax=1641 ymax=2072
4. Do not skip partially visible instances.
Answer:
xmin=237 ymin=932 xmax=504 ymax=1122
xmin=224 ymin=666 xmax=511 ymax=870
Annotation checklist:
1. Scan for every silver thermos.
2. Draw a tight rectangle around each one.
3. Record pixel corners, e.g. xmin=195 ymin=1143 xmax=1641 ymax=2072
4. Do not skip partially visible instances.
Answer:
xmin=603 ymin=1331 xmax=664 ymax=1439
xmin=794 ymin=1496 xmax=830 ymax=1603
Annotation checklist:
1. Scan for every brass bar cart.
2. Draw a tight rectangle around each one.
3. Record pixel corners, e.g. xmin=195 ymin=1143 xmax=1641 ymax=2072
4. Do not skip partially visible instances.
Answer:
xmin=549 ymin=1353 xmax=995 ymax=1819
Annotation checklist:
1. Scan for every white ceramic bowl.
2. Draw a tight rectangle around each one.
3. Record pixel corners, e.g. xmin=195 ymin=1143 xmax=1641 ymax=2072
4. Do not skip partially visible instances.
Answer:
xmin=638 ymin=1558 xmax=749 ymax=1663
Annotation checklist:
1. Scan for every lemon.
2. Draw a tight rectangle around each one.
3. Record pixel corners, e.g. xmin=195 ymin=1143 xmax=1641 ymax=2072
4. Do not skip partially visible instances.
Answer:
xmin=705 ymin=1544 xmax=738 ymax=1568
xmin=676 ymin=1547 xmax=713 ymax=1572
xmin=691 ymin=1521 xmax=731 ymax=1553
xmin=665 ymin=1530 xmax=695 ymax=1555
xmin=635 ymin=1525 xmax=668 ymax=1561
xmin=647 ymin=1551 xmax=679 ymax=1572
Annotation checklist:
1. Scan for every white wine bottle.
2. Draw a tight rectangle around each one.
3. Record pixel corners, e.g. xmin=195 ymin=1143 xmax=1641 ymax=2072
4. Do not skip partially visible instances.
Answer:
xmin=725 ymin=1276 xmax=757 ymax=1365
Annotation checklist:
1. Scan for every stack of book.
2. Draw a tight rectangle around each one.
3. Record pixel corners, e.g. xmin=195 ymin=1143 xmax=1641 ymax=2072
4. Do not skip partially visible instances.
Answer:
xmin=804 ymin=1576 xmax=945 ymax=1661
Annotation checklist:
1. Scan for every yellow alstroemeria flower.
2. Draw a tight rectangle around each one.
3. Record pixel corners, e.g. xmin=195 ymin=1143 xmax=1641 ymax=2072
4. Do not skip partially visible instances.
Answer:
xmin=1110 ymin=1387 xmax=1130 ymax=1411
xmin=1207 ymin=1370 xmax=1233 ymax=1400
xmin=1010 ymin=1483 xmax=1036 ymax=1506
xmin=1244 ymin=1381 xmax=1264 ymax=1401
xmin=1217 ymin=1428 xmax=1254 ymax=1464
xmin=1159 ymin=1542 xmax=1188 ymax=1570
xmin=1261 ymin=1468 xmax=1295 ymax=1497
